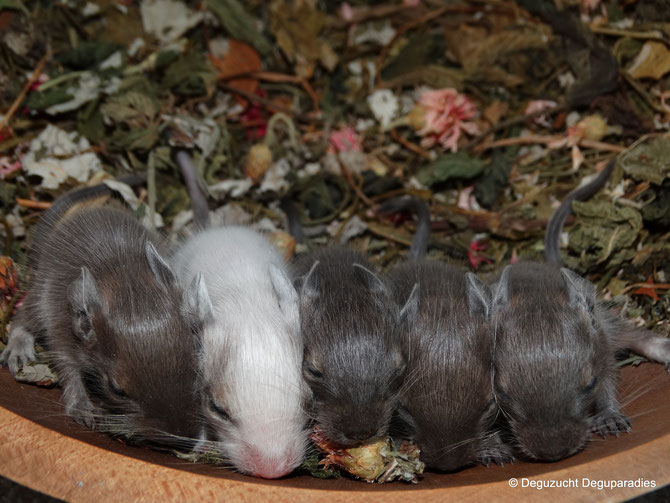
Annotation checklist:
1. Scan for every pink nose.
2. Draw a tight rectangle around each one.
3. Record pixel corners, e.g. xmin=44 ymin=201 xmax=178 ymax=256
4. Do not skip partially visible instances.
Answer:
xmin=246 ymin=447 xmax=294 ymax=479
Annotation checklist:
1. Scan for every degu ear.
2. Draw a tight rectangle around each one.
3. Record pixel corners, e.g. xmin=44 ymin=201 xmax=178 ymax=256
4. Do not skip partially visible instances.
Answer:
xmin=183 ymin=272 xmax=214 ymax=326
xmin=398 ymin=282 xmax=420 ymax=324
xmin=67 ymin=267 xmax=101 ymax=344
xmin=269 ymin=263 xmax=299 ymax=322
xmin=297 ymin=260 xmax=320 ymax=302
xmin=466 ymin=272 xmax=491 ymax=318
xmin=352 ymin=262 xmax=389 ymax=298
xmin=560 ymin=268 xmax=596 ymax=313
xmin=146 ymin=242 xmax=177 ymax=288
xmin=491 ymin=265 xmax=513 ymax=308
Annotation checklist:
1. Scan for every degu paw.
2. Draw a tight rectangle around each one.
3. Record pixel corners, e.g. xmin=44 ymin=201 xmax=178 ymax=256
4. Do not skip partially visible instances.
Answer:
xmin=0 ymin=326 xmax=37 ymax=377
xmin=593 ymin=410 xmax=632 ymax=437
xmin=65 ymin=399 xmax=100 ymax=429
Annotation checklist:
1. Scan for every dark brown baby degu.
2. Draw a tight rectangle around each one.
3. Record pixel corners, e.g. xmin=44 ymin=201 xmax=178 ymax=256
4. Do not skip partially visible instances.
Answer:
xmin=1 ymin=182 xmax=211 ymax=448
xmin=294 ymin=247 xmax=416 ymax=447
xmin=380 ymin=196 xmax=511 ymax=471
xmin=491 ymin=161 xmax=670 ymax=462
xmin=282 ymin=201 xmax=416 ymax=447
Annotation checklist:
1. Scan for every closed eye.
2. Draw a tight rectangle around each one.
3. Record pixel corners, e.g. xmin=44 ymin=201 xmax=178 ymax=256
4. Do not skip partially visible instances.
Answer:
xmin=583 ymin=376 xmax=597 ymax=394
xmin=109 ymin=380 xmax=128 ymax=399
xmin=304 ymin=364 xmax=323 ymax=380
xmin=209 ymin=398 xmax=232 ymax=423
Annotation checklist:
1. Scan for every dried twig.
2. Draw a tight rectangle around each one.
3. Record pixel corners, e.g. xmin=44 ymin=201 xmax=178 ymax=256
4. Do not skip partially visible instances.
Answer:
xmin=15 ymin=198 xmax=52 ymax=210
xmin=0 ymin=52 xmax=50 ymax=133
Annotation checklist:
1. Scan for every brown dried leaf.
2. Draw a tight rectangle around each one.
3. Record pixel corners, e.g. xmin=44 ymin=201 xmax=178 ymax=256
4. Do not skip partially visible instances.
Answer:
xmin=209 ymin=39 xmax=261 ymax=106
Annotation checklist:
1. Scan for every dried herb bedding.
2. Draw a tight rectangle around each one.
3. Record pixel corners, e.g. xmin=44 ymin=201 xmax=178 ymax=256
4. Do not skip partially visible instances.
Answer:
xmin=1 ymin=0 xmax=669 ymax=484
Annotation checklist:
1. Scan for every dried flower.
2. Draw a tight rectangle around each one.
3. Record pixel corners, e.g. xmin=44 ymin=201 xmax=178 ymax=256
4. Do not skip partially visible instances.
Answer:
xmin=329 ymin=127 xmax=362 ymax=153
xmin=467 ymin=240 xmax=491 ymax=270
xmin=412 ymin=88 xmax=479 ymax=152
xmin=244 ymin=143 xmax=273 ymax=184
xmin=240 ymin=89 xmax=268 ymax=141
xmin=524 ymin=99 xmax=558 ymax=128
xmin=567 ymin=114 xmax=609 ymax=143
xmin=0 ymin=256 xmax=19 ymax=298
xmin=309 ymin=426 xmax=424 ymax=483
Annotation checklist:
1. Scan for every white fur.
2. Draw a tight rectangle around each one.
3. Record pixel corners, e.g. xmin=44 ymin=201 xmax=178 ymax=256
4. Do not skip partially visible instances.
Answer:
xmin=170 ymin=226 xmax=308 ymax=478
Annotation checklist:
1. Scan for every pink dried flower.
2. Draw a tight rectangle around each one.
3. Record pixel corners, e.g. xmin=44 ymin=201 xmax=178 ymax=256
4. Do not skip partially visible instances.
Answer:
xmin=329 ymin=127 xmax=362 ymax=153
xmin=0 ymin=157 xmax=22 ymax=179
xmin=467 ymin=240 xmax=491 ymax=270
xmin=340 ymin=2 xmax=354 ymax=21
xmin=414 ymin=88 xmax=479 ymax=152
xmin=524 ymin=99 xmax=558 ymax=128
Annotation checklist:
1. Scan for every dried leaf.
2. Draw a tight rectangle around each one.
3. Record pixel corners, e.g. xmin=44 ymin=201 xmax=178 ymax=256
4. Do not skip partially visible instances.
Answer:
xmin=209 ymin=39 xmax=261 ymax=106
xmin=268 ymin=0 xmax=338 ymax=76
xmin=474 ymin=151 xmax=511 ymax=209
xmin=55 ymin=41 xmax=121 ymax=70
xmin=620 ymin=136 xmax=670 ymax=185
xmin=206 ymin=0 xmax=272 ymax=56
xmin=633 ymin=276 xmax=660 ymax=302
xmin=416 ymin=153 xmax=485 ymax=187
xmin=569 ymin=200 xmax=643 ymax=268
xmin=381 ymin=33 xmax=446 ymax=83
xmin=0 ymin=0 xmax=28 ymax=15
xmin=22 ymin=125 xmax=103 ymax=190
xmin=101 ymin=91 xmax=158 ymax=124
xmin=627 ymin=41 xmax=670 ymax=80
xmin=140 ymin=0 xmax=204 ymax=45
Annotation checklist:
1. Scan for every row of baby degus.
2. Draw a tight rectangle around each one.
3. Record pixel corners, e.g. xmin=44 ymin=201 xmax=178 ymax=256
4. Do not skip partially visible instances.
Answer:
xmin=1 ymin=155 xmax=668 ymax=479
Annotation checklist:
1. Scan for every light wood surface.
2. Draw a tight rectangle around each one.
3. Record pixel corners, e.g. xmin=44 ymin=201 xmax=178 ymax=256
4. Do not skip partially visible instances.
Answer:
xmin=1 ymin=364 xmax=669 ymax=502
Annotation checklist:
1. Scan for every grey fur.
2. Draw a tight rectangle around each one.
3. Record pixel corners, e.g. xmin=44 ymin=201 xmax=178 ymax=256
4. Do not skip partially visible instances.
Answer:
xmin=382 ymin=196 xmax=510 ymax=470
xmin=389 ymin=261 xmax=511 ymax=471
xmin=491 ymin=262 xmax=634 ymax=461
xmin=494 ymin=159 xmax=670 ymax=462
xmin=1 ymin=198 xmax=208 ymax=447
xmin=295 ymin=247 xmax=411 ymax=446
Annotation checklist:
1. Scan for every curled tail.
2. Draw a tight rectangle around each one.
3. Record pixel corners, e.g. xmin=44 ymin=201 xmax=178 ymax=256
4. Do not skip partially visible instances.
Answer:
xmin=280 ymin=199 xmax=305 ymax=245
xmin=544 ymin=160 xmax=615 ymax=266
xmin=378 ymin=196 xmax=430 ymax=262
xmin=175 ymin=150 xmax=210 ymax=229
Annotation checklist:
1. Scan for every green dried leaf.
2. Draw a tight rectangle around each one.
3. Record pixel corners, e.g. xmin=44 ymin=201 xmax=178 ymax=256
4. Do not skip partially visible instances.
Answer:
xmin=300 ymin=451 xmax=341 ymax=479
xmin=474 ymin=151 xmax=511 ymax=209
xmin=568 ymin=200 xmax=643 ymax=268
xmin=101 ymin=91 xmax=158 ymax=124
xmin=0 ymin=182 xmax=16 ymax=208
xmin=206 ymin=0 xmax=272 ymax=56
xmin=24 ymin=87 xmax=74 ymax=111
xmin=0 ymin=0 xmax=28 ymax=15
xmin=642 ymin=180 xmax=670 ymax=226
xmin=416 ymin=153 xmax=485 ymax=187
xmin=55 ymin=42 xmax=121 ymax=70
xmin=621 ymin=136 xmax=670 ymax=185
xmin=162 ymin=54 xmax=218 ymax=96
xmin=109 ymin=125 xmax=160 ymax=152
xmin=77 ymin=100 xmax=105 ymax=144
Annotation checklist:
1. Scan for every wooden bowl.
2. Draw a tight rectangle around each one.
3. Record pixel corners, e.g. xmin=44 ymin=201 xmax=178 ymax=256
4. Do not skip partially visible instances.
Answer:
xmin=1 ymin=364 xmax=668 ymax=502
